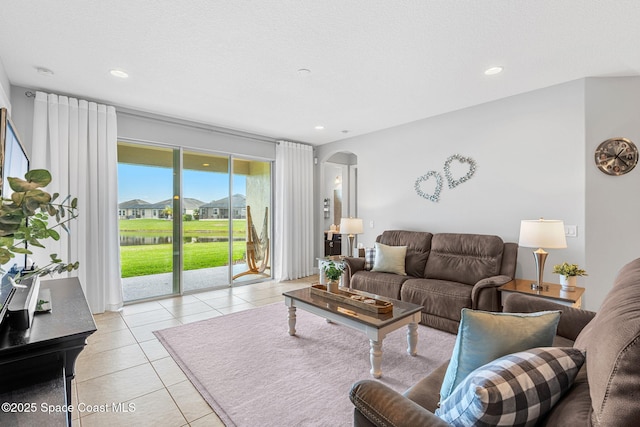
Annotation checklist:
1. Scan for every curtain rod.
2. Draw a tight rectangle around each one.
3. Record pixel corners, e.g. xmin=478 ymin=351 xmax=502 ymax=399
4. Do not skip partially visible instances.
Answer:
xmin=25 ymin=90 xmax=280 ymax=145
xmin=24 ymin=90 xmax=314 ymax=148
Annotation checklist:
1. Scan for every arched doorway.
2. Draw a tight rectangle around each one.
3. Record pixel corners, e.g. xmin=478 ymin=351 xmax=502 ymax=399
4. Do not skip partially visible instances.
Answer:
xmin=321 ymin=151 xmax=358 ymax=257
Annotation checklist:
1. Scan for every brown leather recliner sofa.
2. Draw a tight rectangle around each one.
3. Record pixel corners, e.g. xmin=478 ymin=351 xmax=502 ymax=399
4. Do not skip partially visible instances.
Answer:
xmin=349 ymin=257 xmax=640 ymax=426
xmin=343 ymin=230 xmax=518 ymax=334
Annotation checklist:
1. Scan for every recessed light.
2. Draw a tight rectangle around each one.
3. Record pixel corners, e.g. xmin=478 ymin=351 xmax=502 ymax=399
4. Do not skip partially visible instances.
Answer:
xmin=110 ymin=69 xmax=129 ymax=78
xmin=341 ymin=130 xmax=349 ymax=134
xmin=314 ymin=125 xmax=325 ymax=130
xmin=36 ymin=67 xmax=54 ymax=76
xmin=297 ymin=68 xmax=311 ymax=74
xmin=484 ymin=66 xmax=503 ymax=76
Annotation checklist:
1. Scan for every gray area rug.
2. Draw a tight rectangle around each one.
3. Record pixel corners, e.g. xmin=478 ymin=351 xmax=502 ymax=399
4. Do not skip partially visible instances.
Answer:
xmin=154 ymin=302 xmax=456 ymax=427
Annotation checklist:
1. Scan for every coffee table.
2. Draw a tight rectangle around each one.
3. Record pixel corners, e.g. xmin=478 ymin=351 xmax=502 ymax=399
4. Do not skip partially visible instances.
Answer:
xmin=283 ymin=287 xmax=423 ymax=378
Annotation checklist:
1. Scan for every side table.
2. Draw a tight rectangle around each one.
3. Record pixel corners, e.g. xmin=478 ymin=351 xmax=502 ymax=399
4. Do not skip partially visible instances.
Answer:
xmin=498 ymin=279 xmax=585 ymax=308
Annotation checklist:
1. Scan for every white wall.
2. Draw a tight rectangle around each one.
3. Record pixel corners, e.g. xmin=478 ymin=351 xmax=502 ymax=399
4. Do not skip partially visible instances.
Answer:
xmin=0 ymin=58 xmax=10 ymax=110
xmin=317 ymin=79 xmax=592 ymax=307
xmin=585 ymin=77 xmax=640 ymax=311
xmin=8 ymin=86 xmax=277 ymax=161
xmin=117 ymin=110 xmax=276 ymax=160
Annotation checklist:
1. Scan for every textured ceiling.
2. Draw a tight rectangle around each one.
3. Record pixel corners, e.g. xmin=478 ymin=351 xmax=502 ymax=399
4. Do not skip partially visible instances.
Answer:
xmin=1 ymin=1 xmax=639 ymax=145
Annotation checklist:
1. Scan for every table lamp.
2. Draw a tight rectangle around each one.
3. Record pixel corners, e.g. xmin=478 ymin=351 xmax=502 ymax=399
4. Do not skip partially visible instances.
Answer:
xmin=518 ymin=219 xmax=567 ymax=291
xmin=339 ymin=217 xmax=363 ymax=257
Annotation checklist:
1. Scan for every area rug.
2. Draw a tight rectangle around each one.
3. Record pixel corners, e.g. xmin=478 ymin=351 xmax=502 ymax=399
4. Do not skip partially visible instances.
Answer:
xmin=154 ymin=302 xmax=456 ymax=427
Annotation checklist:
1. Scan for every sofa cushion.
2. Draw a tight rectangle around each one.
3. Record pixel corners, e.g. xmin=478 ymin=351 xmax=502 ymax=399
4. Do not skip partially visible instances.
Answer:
xmin=538 ymin=365 xmax=592 ymax=426
xmin=377 ymin=230 xmax=431 ymax=277
xmin=371 ymin=242 xmax=407 ymax=275
xmin=350 ymin=271 xmax=410 ymax=300
xmin=401 ymin=279 xmax=472 ymax=323
xmin=573 ymin=258 xmax=640 ymax=426
xmin=436 ymin=347 xmax=585 ymax=427
xmin=424 ymin=233 xmax=504 ymax=285
xmin=403 ymin=362 xmax=449 ymax=413
xmin=440 ymin=308 xmax=561 ymax=401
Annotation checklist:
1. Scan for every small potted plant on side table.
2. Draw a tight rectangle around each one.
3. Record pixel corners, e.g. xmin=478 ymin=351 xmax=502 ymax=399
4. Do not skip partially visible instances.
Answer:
xmin=322 ymin=261 xmax=344 ymax=293
xmin=552 ymin=262 xmax=587 ymax=292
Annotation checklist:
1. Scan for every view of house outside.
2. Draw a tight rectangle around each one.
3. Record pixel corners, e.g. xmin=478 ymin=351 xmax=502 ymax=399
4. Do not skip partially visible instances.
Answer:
xmin=118 ymin=142 xmax=271 ymax=301
xmin=118 ymin=195 xmax=247 ymax=278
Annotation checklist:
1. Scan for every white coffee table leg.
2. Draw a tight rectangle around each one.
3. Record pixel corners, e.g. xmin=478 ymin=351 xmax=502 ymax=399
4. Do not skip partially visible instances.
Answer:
xmin=288 ymin=306 xmax=297 ymax=336
xmin=407 ymin=322 xmax=418 ymax=356
xmin=370 ymin=339 xmax=383 ymax=378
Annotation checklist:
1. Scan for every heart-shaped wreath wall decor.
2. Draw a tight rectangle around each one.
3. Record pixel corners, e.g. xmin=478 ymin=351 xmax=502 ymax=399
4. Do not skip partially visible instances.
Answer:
xmin=414 ymin=171 xmax=443 ymax=202
xmin=444 ymin=154 xmax=477 ymax=189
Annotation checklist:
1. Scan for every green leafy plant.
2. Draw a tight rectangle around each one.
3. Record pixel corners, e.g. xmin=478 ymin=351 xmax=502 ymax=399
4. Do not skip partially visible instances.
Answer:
xmin=322 ymin=261 xmax=344 ymax=282
xmin=552 ymin=262 xmax=587 ymax=278
xmin=0 ymin=169 xmax=79 ymax=281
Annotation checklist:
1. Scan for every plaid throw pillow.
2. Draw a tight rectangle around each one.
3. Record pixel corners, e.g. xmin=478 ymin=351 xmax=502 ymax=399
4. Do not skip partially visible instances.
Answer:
xmin=436 ymin=347 xmax=585 ymax=427
xmin=364 ymin=247 xmax=375 ymax=270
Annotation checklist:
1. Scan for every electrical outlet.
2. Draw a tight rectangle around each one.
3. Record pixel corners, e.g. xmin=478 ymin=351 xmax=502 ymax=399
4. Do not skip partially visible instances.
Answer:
xmin=564 ymin=225 xmax=577 ymax=238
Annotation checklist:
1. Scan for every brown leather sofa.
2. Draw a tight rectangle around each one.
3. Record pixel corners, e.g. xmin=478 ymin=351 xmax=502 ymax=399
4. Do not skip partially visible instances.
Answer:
xmin=343 ymin=230 xmax=518 ymax=333
xmin=349 ymin=257 xmax=640 ymax=426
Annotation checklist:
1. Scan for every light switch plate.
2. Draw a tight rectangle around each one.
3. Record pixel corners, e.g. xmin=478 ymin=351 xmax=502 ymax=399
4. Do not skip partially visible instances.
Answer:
xmin=564 ymin=225 xmax=577 ymax=237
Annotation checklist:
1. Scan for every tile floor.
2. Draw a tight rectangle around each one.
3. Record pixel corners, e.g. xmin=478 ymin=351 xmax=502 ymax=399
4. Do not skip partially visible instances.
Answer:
xmin=72 ymin=276 xmax=315 ymax=426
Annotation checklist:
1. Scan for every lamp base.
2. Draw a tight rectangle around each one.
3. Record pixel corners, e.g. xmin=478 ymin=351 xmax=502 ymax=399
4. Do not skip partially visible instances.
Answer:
xmin=347 ymin=235 xmax=355 ymax=257
xmin=531 ymin=248 xmax=549 ymax=292
xmin=530 ymin=282 xmax=549 ymax=292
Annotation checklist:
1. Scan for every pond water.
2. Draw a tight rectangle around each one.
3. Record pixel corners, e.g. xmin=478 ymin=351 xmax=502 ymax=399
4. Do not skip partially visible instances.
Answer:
xmin=119 ymin=236 xmax=243 ymax=246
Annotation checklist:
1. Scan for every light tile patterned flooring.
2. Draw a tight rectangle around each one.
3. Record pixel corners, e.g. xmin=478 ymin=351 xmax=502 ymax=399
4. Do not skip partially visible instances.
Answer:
xmin=72 ymin=276 xmax=315 ymax=426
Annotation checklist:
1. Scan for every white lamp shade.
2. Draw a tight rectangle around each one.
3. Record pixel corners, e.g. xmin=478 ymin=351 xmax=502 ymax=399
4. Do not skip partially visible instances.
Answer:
xmin=339 ymin=217 xmax=363 ymax=235
xmin=518 ymin=219 xmax=567 ymax=249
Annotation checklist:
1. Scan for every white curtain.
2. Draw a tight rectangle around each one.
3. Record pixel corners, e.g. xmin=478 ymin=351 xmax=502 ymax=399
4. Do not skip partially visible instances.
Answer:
xmin=31 ymin=92 xmax=123 ymax=313
xmin=274 ymin=141 xmax=314 ymax=281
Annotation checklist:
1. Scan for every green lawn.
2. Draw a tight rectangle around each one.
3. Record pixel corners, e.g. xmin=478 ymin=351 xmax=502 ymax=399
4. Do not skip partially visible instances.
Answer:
xmin=119 ymin=218 xmax=246 ymax=237
xmin=119 ymin=219 xmax=248 ymax=278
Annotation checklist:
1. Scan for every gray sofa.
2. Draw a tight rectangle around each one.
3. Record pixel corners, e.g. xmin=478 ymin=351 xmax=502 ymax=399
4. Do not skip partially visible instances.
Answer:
xmin=349 ymin=257 xmax=640 ymax=426
xmin=343 ymin=230 xmax=518 ymax=333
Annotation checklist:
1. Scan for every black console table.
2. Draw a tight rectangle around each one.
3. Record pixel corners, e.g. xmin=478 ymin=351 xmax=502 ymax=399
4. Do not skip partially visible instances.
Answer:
xmin=0 ymin=277 xmax=96 ymax=426
xmin=324 ymin=231 xmax=342 ymax=256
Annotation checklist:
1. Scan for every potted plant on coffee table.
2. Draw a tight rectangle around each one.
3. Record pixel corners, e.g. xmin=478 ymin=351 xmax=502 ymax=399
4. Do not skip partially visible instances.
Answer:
xmin=322 ymin=261 xmax=344 ymax=293
xmin=552 ymin=262 xmax=587 ymax=292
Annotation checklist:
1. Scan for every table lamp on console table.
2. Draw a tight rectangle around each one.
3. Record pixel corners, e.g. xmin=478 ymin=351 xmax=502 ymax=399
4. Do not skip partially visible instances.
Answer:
xmin=518 ymin=218 xmax=567 ymax=291
xmin=339 ymin=217 xmax=363 ymax=257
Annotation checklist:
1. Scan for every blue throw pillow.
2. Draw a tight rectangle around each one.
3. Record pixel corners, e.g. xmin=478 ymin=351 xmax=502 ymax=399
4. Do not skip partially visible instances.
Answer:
xmin=439 ymin=308 xmax=561 ymax=401
xmin=436 ymin=347 xmax=585 ymax=426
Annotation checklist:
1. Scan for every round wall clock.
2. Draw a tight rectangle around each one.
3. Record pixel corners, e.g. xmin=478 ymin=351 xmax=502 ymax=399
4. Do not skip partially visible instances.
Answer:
xmin=594 ymin=137 xmax=638 ymax=176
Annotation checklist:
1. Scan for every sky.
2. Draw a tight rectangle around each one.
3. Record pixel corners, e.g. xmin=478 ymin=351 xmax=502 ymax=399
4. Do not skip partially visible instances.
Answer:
xmin=118 ymin=164 xmax=246 ymax=204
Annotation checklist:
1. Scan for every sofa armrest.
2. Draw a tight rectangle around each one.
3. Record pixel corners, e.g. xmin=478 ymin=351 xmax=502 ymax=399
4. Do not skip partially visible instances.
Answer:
xmin=349 ymin=380 xmax=450 ymax=427
xmin=343 ymin=257 xmax=366 ymax=288
xmin=470 ymin=275 xmax=513 ymax=309
xmin=503 ymin=293 xmax=596 ymax=342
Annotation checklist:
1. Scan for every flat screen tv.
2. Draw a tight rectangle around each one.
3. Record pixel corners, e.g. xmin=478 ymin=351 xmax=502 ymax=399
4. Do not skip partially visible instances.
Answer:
xmin=0 ymin=107 xmax=30 ymax=324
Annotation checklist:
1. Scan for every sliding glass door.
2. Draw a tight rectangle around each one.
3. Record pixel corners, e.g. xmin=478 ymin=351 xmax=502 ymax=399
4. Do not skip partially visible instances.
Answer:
xmin=118 ymin=143 xmax=177 ymax=301
xmin=232 ymin=157 xmax=271 ymax=284
xmin=182 ymin=151 xmax=231 ymax=292
xmin=118 ymin=142 xmax=272 ymax=302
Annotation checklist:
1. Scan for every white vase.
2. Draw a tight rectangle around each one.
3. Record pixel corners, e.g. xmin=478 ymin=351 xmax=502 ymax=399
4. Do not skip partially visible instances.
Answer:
xmin=559 ymin=275 xmax=577 ymax=291
xmin=327 ymin=280 xmax=339 ymax=293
